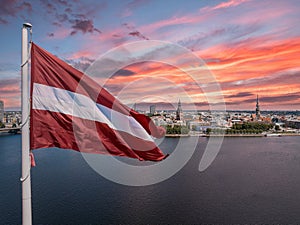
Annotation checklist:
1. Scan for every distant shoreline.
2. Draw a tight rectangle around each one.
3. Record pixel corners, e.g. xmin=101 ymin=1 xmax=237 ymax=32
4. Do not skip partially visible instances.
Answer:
xmin=165 ymin=133 xmax=300 ymax=138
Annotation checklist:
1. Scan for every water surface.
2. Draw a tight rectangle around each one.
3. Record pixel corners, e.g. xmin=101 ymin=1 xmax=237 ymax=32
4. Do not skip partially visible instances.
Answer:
xmin=1 ymin=135 xmax=300 ymax=224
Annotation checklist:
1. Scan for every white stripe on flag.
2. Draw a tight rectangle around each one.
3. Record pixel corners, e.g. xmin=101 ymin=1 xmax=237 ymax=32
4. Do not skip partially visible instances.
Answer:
xmin=32 ymin=83 xmax=153 ymax=142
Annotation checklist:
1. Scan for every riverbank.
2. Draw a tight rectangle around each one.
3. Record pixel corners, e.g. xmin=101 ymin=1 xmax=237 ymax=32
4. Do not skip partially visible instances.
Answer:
xmin=165 ymin=134 xmax=190 ymax=137
xmin=205 ymin=134 xmax=264 ymax=137
xmin=207 ymin=133 xmax=300 ymax=137
xmin=165 ymin=133 xmax=300 ymax=137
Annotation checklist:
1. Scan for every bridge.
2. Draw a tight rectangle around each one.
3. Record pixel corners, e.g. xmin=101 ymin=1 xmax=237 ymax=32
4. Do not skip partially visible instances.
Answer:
xmin=0 ymin=127 xmax=21 ymax=134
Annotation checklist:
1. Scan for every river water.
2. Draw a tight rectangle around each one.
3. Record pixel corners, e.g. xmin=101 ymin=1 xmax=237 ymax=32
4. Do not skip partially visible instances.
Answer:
xmin=1 ymin=134 xmax=300 ymax=224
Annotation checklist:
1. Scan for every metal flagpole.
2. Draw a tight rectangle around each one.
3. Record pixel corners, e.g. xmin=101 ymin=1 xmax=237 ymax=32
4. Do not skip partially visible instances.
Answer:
xmin=21 ymin=22 xmax=32 ymax=225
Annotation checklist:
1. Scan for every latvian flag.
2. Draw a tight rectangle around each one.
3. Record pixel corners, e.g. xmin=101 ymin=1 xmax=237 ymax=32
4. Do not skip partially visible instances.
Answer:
xmin=30 ymin=43 xmax=167 ymax=161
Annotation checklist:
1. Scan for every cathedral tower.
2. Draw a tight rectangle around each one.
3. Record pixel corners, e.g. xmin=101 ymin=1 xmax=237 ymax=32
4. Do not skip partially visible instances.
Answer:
xmin=255 ymin=95 xmax=261 ymax=120
xmin=176 ymin=99 xmax=183 ymax=121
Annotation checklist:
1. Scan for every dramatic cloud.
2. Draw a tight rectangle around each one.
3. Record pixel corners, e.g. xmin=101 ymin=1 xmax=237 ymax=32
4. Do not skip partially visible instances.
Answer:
xmin=122 ymin=23 xmax=149 ymax=40
xmin=0 ymin=0 xmax=32 ymax=24
xmin=260 ymin=93 xmax=300 ymax=104
xmin=113 ymin=69 xmax=136 ymax=77
xmin=228 ymin=92 xmax=254 ymax=98
xmin=200 ymin=36 xmax=300 ymax=83
xmin=72 ymin=28 xmax=300 ymax=110
xmin=70 ymin=19 xmax=101 ymax=35
xmin=128 ymin=31 xmax=149 ymax=40
xmin=39 ymin=0 xmax=104 ymax=36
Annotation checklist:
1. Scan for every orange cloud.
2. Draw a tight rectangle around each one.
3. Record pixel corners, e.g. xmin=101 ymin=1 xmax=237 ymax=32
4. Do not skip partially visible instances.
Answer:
xmin=97 ymin=35 xmax=300 ymax=110
xmin=200 ymin=36 xmax=300 ymax=80
xmin=0 ymin=78 xmax=21 ymax=110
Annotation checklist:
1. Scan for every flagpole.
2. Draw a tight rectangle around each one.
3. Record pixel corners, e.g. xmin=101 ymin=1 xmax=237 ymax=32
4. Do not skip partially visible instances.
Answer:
xmin=21 ymin=22 xmax=32 ymax=225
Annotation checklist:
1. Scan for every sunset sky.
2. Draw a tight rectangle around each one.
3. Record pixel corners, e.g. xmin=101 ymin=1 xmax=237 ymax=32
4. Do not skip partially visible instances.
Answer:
xmin=0 ymin=0 xmax=299 ymax=111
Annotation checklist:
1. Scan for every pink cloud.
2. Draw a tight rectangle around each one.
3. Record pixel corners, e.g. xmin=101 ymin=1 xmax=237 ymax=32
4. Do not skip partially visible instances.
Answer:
xmin=69 ymin=50 xmax=95 ymax=60
xmin=229 ymin=1 xmax=294 ymax=26
xmin=0 ymin=78 xmax=21 ymax=109
xmin=203 ymin=0 xmax=250 ymax=11
xmin=139 ymin=14 xmax=209 ymax=38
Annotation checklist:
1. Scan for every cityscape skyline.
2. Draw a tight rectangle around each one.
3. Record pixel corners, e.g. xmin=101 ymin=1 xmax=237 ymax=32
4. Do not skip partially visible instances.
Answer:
xmin=0 ymin=0 xmax=300 ymax=111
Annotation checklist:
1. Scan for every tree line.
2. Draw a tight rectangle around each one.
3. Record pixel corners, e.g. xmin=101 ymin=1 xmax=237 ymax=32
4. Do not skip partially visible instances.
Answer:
xmin=164 ymin=125 xmax=190 ymax=134
xmin=207 ymin=122 xmax=274 ymax=134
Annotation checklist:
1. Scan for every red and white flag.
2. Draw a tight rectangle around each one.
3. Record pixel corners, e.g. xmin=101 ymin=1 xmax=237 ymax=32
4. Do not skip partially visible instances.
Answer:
xmin=30 ymin=43 xmax=167 ymax=161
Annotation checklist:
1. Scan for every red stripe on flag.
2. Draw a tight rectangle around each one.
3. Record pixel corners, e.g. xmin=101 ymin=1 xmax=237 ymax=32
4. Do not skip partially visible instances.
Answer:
xmin=31 ymin=108 xmax=166 ymax=161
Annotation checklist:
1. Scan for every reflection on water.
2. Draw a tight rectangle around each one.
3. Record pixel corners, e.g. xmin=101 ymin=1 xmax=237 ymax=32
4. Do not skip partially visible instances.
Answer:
xmin=1 ymin=135 xmax=300 ymax=224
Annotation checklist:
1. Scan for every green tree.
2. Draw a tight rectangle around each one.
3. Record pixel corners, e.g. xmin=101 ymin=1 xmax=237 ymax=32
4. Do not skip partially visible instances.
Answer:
xmin=181 ymin=126 xmax=190 ymax=134
xmin=166 ymin=125 xmax=190 ymax=134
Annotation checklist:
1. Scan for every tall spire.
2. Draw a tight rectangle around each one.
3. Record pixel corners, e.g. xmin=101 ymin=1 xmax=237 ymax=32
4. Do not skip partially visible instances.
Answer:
xmin=255 ymin=94 xmax=260 ymax=119
xmin=176 ymin=99 xmax=183 ymax=121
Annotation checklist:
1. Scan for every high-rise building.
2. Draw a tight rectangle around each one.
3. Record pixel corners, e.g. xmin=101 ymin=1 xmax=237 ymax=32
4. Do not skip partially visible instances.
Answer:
xmin=176 ymin=99 xmax=183 ymax=121
xmin=0 ymin=100 xmax=4 ymax=122
xmin=255 ymin=95 xmax=261 ymax=120
xmin=150 ymin=105 xmax=156 ymax=115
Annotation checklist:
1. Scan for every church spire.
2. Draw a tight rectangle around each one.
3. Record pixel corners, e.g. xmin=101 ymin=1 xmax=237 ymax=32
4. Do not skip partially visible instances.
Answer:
xmin=255 ymin=95 xmax=261 ymax=120
xmin=176 ymin=99 xmax=183 ymax=121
